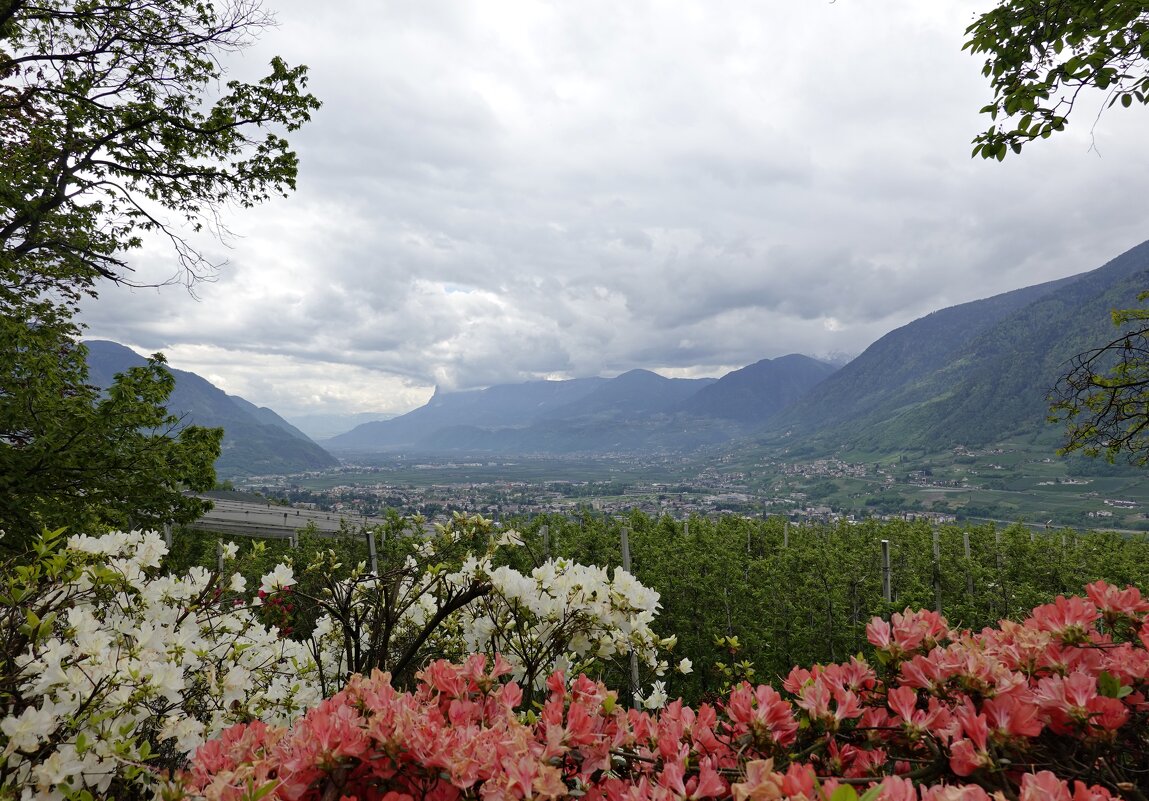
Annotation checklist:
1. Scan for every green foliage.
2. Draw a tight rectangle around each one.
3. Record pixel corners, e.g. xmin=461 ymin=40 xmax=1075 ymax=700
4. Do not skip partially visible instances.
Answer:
xmin=0 ymin=324 xmax=221 ymax=551
xmin=0 ymin=0 xmax=320 ymax=316
xmin=506 ymin=511 xmax=1149 ymax=707
xmin=1050 ymin=291 xmax=1149 ymax=465
xmin=0 ymin=0 xmax=317 ymax=552
xmin=965 ymin=0 xmax=1149 ymax=158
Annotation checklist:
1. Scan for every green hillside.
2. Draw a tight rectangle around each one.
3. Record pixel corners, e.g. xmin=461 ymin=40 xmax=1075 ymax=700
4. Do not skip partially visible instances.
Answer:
xmin=763 ymin=240 xmax=1149 ymax=458
xmin=85 ymin=341 xmax=339 ymax=477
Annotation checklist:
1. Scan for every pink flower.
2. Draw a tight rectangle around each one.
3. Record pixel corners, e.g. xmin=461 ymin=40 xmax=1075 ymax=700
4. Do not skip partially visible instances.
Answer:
xmin=1026 ymin=595 xmax=1099 ymax=644
xmin=1085 ymin=581 xmax=1149 ymax=622
xmin=1019 ymin=770 xmax=1071 ymax=801
xmin=1034 ymin=672 xmax=1129 ymax=735
xmin=723 ymin=683 xmax=797 ymax=749
xmin=982 ymin=692 xmax=1043 ymax=740
xmin=730 ymin=759 xmax=784 ymax=801
xmin=868 ymin=608 xmax=949 ymax=659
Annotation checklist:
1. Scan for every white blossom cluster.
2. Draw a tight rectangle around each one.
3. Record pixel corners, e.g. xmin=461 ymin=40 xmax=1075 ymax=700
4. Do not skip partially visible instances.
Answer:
xmin=305 ymin=521 xmax=678 ymax=707
xmin=449 ymin=553 xmax=674 ymax=704
xmin=0 ymin=531 xmax=322 ymax=800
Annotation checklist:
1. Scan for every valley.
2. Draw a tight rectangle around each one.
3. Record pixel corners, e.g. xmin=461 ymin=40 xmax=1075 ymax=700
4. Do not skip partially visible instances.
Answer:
xmin=83 ymin=238 xmax=1149 ymax=535
xmin=231 ymin=437 xmax=1149 ymax=533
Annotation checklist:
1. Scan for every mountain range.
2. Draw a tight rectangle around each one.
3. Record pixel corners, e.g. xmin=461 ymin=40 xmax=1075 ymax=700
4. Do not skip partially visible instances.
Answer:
xmin=84 ymin=238 xmax=1149 ymax=472
xmin=324 ymin=357 xmax=839 ymax=454
xmin=759 ymin=240 xmax=1149 ymax=457
xmin=327 ymin=239 xmax=1149 ymax=461
xmin=84 ymin=341 xmax=339 ymax=477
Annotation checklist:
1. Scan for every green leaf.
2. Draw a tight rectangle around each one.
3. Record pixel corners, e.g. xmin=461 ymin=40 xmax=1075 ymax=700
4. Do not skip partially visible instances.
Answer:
xmin=829 ymin=785 xmax=860 ymax=801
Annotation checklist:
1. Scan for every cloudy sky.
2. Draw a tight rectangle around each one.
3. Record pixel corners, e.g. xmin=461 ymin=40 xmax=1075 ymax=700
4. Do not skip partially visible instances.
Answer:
xmin=78 ymin=1 xmax=1149 ymax=420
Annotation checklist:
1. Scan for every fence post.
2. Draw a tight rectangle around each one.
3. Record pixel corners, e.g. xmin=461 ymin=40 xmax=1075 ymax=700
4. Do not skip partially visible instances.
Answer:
xmin=542 ymin=524 xmax=550 ymax=560
xmin=932 ymin=526 xmax=942 ymax=614
xmin=621 ymin=527 xmax=640 ymax=706
xmin=164 ymin=521 xmax=172 ymax=549
xmin=881 ymin=539 xmax=891 ymax=603
xmin=783 ymin=520 xmax=790 ymax=549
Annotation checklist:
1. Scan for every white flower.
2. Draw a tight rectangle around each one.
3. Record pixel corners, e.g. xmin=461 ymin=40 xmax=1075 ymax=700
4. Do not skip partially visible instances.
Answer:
xmin=132 ymin=530 xmax=168 ymax=569
xmin=229 ymin=572 xmax=247 ymax=593
xmin=32 ymin=744 xmax=85 ymax=789
xmin=677 ymin=658 xmax=693 ymax=674
xmin=221 ymin=666 xmax=251 ymax=707
xmin=221 ymin=541 xmax=239 ymax=560
xmin=1 ymin=703 xmax=57 ymax=754
xmin=159 ymin=714 xmax=205 ymax=754
xmin=260 ymin=563 xmax=295 ymax=593
xmin=6 ymin=530 xmax=324 ymax=801
xmin=643 ymin=680 xmax=669 ymax=710
xmin=496 ymin=529 xmax=524 ymax=547
xmin=68 ymin=608 xmax=111 ymax=660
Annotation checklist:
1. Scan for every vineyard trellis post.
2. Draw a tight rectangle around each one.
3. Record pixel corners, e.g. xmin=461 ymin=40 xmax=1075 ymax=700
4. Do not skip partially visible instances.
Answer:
xmin=621 ymin=526 xmax=640 ymax=705
xmin=541 ymin=524 xmax=550 ymax=559
xmin=963 ymin=530 xmax=974 ymax=597
xmin=932 ymin=526 xmax=942 ymax=614
xmin=881 ymin=539 xmax=891 ymax=603
xmin=366 ymin=527 xmax=378 ymax=575
xmin=995 ymin=527 xmax=1008 ymax=617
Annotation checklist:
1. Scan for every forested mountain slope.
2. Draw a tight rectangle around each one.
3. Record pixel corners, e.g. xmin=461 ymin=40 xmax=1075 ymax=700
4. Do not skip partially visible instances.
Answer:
xmin=85 ymin=341 xmax=338 ymax=476
xmin=763 ymin=240 xmax=1149 ymax=455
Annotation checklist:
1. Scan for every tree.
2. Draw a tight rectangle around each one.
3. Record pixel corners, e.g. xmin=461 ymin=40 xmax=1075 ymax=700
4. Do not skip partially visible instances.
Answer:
xmin=1049 ymin=292 xmax=1149 ymax=465
xmin=965 ymin=1 xmax=1149 ymax=159
xmin=0 ymin=0 xmax=317 ymax=546
xmin=0 ymin=320 xmax=222 ymax=549
xmin=0 ymin=0 xmax=320 ymax=317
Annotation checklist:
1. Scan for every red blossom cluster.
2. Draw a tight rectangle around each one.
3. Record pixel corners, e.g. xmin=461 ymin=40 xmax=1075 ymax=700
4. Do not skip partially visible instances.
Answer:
xmin=173 ymin=581 xmax=1149 ymax=801
xmin=256 ymin=586 xmax=296 ymax=638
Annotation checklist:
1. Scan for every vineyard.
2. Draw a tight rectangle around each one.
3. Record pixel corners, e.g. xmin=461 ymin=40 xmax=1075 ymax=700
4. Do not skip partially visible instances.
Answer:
xmin=169 ymin=511 xmax=1149 ymax=706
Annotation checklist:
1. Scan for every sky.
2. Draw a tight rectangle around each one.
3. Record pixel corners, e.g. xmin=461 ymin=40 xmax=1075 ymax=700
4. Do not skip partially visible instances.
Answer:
xmin=77 ymin=0 xmax=1149 ymax=420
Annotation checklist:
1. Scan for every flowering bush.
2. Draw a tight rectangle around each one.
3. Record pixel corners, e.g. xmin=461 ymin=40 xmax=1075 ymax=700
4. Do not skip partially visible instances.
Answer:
xmin=0 ymin=529 xmax=323 ymax=801
xmin=453 ymin=557 xmax=674 ymax=703
xmin=298 ymin=514 xmax=674 ymax=704
xmin=171 ymin=581 xmax=1149 ymax=801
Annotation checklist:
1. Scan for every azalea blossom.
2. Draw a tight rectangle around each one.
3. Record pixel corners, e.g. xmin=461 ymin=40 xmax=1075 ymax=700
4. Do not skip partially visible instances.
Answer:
xmin=260 ymin=563 xmax=296 ymax=594
xmin=1 ymin=530 xmax=322 ymax=801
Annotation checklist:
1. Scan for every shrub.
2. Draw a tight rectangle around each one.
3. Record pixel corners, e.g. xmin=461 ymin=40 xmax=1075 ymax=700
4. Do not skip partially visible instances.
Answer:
xmin=0 ymin=529 xmax=322 ymax=800
xmin=171 ymin=581 xmax=1149 ymax=800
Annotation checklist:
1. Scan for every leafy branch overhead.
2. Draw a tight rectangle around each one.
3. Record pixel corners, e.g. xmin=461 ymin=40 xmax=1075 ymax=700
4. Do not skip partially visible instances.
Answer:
xmin=0 ymin=0 xmax=321 ymax=314
xmin=1050 ymin=292 xmax=1149 ymax=465
xmin=965 ymin=1 xmax=1149 ymax=159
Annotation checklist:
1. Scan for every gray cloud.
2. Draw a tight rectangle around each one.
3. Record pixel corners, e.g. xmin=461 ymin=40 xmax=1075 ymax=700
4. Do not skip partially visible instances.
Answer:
xmin=77 ymin=0 xmax=1149 ymax=417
